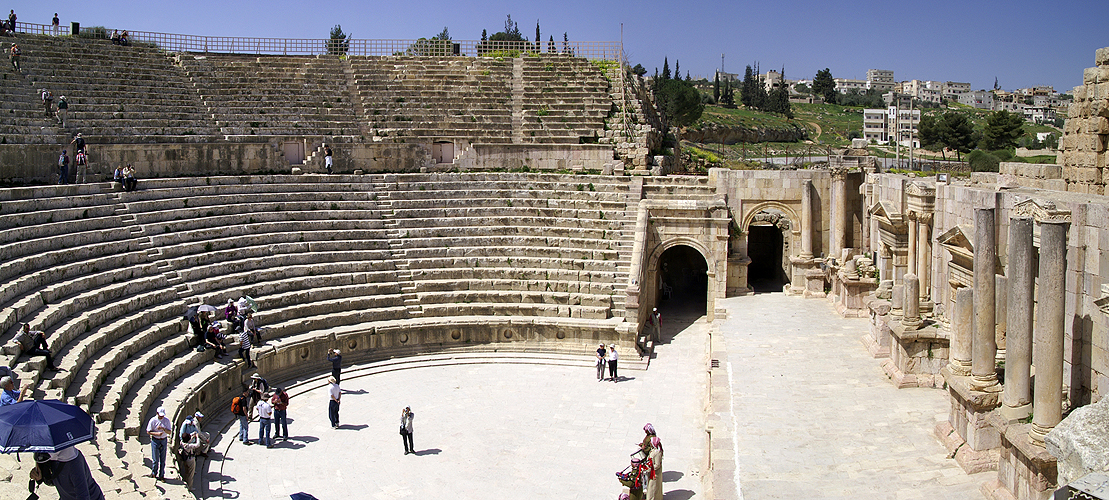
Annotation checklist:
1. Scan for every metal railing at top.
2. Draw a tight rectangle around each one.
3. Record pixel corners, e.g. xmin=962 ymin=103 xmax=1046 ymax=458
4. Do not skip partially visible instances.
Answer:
xmin=12 ymin=21 xmax=624 ymax=62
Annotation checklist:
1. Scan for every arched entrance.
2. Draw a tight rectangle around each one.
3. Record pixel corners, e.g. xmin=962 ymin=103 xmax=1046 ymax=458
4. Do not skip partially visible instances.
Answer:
xmin=747 ymin=210 xmax=792 ymax=292
xmin=655 ymin=245 xmax=708 ymax=314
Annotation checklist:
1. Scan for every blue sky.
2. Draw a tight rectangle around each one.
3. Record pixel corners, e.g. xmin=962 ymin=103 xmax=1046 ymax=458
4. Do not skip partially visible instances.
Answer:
xmin=15 ymin=0 xmax=1105 ymax=92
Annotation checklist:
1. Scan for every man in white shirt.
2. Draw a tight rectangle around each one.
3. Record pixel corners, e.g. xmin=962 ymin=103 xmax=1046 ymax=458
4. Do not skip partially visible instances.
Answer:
xmin=607 ymin=344 xmax=619 ymax=382
xmin=256 ymin=395 xmax=274 ymax=447
xmin=328 ymin=376 xmax=341 ymax=428
xmin=145 ymin=407 xmax=171 ymax=480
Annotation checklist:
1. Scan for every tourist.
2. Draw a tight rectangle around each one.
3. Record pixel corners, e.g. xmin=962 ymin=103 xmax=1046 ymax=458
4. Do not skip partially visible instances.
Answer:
xmin=32 ymin=447 xmax=106 ymax=500
xmin=204 ymin=323 xmax=226 ymax=359
xmin=244 ymin=311 xmax=261 ymax=345
xmin=8 ymin=10 xmax=15 ymax=33
xmin=74 ymin=150 xmax=88 ymax=184
xmin=324 ymin=144 xmax=333 ymax=174
xmin=648 ymin=307 xmax=662 ymax=342
xmin=69 ymin=133 xmax=86 ymax=154
xmin=41 ymin=89 xmax=53 ymax=118
xmin=327 ymin=348 xmax=342 ymax=382
xmin=327 ymin=376 xmax=340 ymax=428
xmin=110 ymin=30 xmax=120 ymax=45
xmin=231 ymin=389 xmax=250 ymax=444
xmin=256 ymin=393 xmax=273 ymax=447
xmin=400 ymin=406 xmax=415 ymax=454
xmin=596 ymin=343 xmax=607 ymax=381
xmin=51 ymin=13 xmax=59 ymax=35
xmin=120 ymin=31 xmax=130 ymax=46
xmin=55 ymin=95 xmax=68 ymax=127
xmin=271 ymin=387 xmax=290 ymax=441
xmin=21 ymin=323 xmax=60 ymax=371
xmin=57 ymin=149 xmax=70 ymax=185
xmin=113 ymin=165 xmax=125 ymax=188
xmin=0 ymin=376 xmax=31 ymax=406
xmin=607 ymin=343 xmax=619 ymax=382
xmin=122 ymin=164 xmax=137 ymax=191
xmin=247 ymin=373 xmax=269 ymax=418
xmin=177 ymin=432 xmax=204 ymax=491
xmin=645 ymin=436 xmax=664 ymax=500
xmin=238 ymin=320 xmax=254 ymax=368
xmin=145 ymin=407 xmax=171 ymax=481
xmin=8 ymin=42 xmax=18 ymax=71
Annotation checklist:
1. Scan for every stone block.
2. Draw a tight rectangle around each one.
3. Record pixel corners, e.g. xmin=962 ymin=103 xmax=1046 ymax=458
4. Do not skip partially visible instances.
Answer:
xmin=1098 ymin=47 xmax=1109 ymax=67
xmin=1084 ymin=68 xmax=1101 ymax=85
xmin=1045 ymin=395 xmax=1109 ymax=485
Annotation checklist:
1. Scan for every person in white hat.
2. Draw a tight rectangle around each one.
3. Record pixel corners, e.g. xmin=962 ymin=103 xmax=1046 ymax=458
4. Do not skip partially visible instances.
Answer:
xmin=606 ymin=344 xmax=619 ymax=382
xmin=327 ymin=348 xmax=342 ymax=382
xmin=145 ymin=407 xmax=171 ymax=480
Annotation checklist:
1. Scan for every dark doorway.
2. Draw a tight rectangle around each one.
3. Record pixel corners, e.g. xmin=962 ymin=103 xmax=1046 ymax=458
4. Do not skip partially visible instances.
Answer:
xmin=747 ymin=225 xmax=788 ymax=292
xmin=656 ymin=245 xmax=708 ymax=315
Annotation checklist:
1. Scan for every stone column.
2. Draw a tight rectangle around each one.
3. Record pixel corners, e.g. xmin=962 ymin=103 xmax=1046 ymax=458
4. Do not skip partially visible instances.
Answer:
xmin=917 ymin=214 xmax=932 ymax=311
xmin=907 ymin=214 xmax=919 ymax=282
xmin=1029 ymin=219 xmax=1069 ymax=445
xmin=1002 ymin=217 xmax=1034 ymax=421
xmin=902 ymin=273 xmax=921 ymax=327
xmin=800 ymin=179 xmax=813 ymax=259
xmin=832 ymin=170 xmax=847 ymax=260
xmin=948 ymin=287 xmax=973 ymax=375
xmin=971 ymin=208 xmax=1000 ymax=392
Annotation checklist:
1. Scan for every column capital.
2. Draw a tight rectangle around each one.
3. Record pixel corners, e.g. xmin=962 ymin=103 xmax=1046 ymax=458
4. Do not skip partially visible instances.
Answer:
xmin=1013 ymin=198 xmax=1071 ymax=225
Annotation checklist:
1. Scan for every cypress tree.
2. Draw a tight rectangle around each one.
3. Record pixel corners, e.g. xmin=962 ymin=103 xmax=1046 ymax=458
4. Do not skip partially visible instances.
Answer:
xmin=713 ymin=73 xmax=720 ymax=102
xmin=662 ymin=58 xmax=671 ymax=80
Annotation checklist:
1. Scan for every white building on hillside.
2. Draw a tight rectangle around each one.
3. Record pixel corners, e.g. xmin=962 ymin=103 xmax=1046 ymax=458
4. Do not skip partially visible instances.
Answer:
xmin=862 ymin=107 xmax=920 ymax=147
xmin=959 ymin=90 xmax=994 ymax=109
xmin=943 ymin=81 xmax=971 ymax=99
xmin=835 ymin=78 xmax=867 ymax=92
xmin=866 ymin=69 xmax=895 ymax=91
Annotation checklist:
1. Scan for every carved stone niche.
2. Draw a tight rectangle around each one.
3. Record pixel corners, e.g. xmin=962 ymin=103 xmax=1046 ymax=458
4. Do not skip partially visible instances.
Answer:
xmin=937 ymin=224 xmax=974 ymax=291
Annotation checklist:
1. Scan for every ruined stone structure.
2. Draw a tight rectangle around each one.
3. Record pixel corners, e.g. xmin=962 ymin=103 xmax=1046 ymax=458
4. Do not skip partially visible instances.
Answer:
xmin=1 ymin=29 xmax=1107 ymax=500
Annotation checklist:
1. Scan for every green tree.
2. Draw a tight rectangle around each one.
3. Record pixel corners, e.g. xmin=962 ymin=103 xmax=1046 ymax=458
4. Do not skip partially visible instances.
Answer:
xmin=328 ymin=25 xmax=350 ymax=56
xmin=535 ymin=21 xmax=540 ymax=52
xmin=662 ymin=58 xmax=671 ymax=80
xmin=548 ymin=35 xmax=555 ymax=54
xmin=713 ymin=73 xmax=720 ymax=102
xmin=768 ymin=68 xmax=792 ymax=118
xmin=741 ymin=65 xmax=756 ymax=108
xmin=941 ymin=112 xmax=976 ymax=161
xmin=407 ymin=27 xmax=452 ymax=56
xmin=656 ymin=78 xmax=704 ymax=128
xmin=720 ymin=79 xmax=735 ymax=108
xmin=812 ymin=68 xmax=836 ymax=104
xmin=632 ymin=63 xmax=646 ymax=77
xmin=980 ymin=110 xmax=1024 ymax=151
xmin=674 ymin=60 xmax=680 ymax=81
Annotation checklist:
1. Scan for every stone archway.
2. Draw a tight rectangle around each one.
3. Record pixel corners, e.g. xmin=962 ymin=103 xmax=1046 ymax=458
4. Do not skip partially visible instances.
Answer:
xmin=746 ymin=209 xmax=793 ymax=292
xmin=655 ymin=245 xmax=709 ymax=310
xmin=643 ymin=237 xmax=721 ymax=321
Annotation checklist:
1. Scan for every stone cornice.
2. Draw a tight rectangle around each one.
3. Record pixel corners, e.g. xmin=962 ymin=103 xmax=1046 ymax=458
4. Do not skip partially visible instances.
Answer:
xmin=1013 ymin=198 xmax=1071 ymax=225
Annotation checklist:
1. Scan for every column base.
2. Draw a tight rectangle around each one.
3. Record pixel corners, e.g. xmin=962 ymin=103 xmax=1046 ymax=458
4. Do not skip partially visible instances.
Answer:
xmin=999 ymin=403 xmax=1032 ymax=423
xmin=971 ymin=375 xmax=1003 ymax=393
xmin=947 ymin=360 xmax=972 ymax=377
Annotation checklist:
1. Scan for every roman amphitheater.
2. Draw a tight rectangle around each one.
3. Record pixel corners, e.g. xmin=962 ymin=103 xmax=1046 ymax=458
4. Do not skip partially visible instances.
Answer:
xmin=0 ymin=22 xmax=1107 ymax=500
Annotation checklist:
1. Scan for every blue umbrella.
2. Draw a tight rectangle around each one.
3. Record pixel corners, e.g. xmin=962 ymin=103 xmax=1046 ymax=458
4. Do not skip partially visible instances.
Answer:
xmin=0 ymin=399 xmax=95 ymax=453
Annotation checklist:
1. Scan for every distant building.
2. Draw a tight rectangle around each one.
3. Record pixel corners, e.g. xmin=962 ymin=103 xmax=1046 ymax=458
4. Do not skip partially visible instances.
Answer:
xmin=901 ymin=80 xmax=943 ymax=104
xmin=866 ymin=69 xmax=895 ymax=92
xmin=959 ymin=90 xmax=994 ymax=109
xmin=1022 ymin=106 xmax=1056 ymax=124
xmin=715 ymin=70 xmax=739 ymax=84
xmin=862 ymin=107 xmax=920 ymax=147
xmin=942 ymin=81 xmax=971 ymax=100
xmin=835 ymin=78 xmax=867 ymax=92
xmin=760 ymin=70 xmax=783 ymax=92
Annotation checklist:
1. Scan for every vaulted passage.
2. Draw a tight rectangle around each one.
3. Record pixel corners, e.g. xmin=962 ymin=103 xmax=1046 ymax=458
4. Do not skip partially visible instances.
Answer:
xmin=656 ymin=245 xmax=708 ymax=313
xmin=747 ymin=225 xmax=788 ymax=292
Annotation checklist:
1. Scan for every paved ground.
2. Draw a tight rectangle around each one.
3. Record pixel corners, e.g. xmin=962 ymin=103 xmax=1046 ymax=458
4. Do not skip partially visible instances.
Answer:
xmin=211 ymin=309 xmax=711 ymax=500
xmin=713 ymin=293 xmax=990 ymax=499
xmin=208 ymin=293 xmax=991 ymax=500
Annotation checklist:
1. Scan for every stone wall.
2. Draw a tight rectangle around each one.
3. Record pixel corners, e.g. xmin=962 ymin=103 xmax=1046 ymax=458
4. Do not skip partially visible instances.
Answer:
xmin=458 ymin=144 xmax=616 ymax=172
xmin=1057 ymin=47 xmax=1109 ymax=194
xmin=0 ymin=142 xmax=433 ymax=183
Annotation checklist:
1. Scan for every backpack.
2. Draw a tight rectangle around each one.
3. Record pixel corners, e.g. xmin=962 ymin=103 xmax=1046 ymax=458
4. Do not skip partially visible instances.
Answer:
xmin=58 ymin=155 xmax=66 ymax=167
xmin=231 ymin=396 xmax=245 ymax=416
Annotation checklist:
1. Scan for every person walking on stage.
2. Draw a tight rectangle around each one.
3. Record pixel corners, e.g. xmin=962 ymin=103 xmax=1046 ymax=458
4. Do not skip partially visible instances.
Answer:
xmin=327 ymin=348 xmax=342 ymax=382
xmin=327 ymin=376 xmax=341 ymax=428
xmin=607 ymin=343 xmax=619 ymax=382
xmin=400 ymin=406 xmax=415 ymax=454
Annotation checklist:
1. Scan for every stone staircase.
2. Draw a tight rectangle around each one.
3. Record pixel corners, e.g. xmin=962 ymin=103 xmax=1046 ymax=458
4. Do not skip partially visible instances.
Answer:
xmin=0 ymin=171 xmax=645 ymax=500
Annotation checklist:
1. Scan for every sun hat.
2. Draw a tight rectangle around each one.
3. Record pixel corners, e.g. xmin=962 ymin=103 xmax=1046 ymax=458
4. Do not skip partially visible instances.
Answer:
xmin=156 ymin=407 xmax=166 ymax=417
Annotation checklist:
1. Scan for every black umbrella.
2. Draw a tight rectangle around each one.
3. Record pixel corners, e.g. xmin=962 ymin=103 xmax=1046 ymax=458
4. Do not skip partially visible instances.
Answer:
xmin=183 ymin=305 xmax=199 ymax=322
xmin=0 ymin=400 xmax=95 ymax=453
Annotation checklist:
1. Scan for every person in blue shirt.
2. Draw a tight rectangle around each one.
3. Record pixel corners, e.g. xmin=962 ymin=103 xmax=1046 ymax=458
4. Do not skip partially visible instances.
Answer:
xmin=327 ymin=349 xmax=342 ymax=382
xmin=0 ymin=376 xmax=29 ymax=406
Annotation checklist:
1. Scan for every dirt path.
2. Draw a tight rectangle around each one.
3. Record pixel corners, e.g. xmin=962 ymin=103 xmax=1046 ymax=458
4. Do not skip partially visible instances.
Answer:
xmin=806 ymin=121 xmax=822 ymax=141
